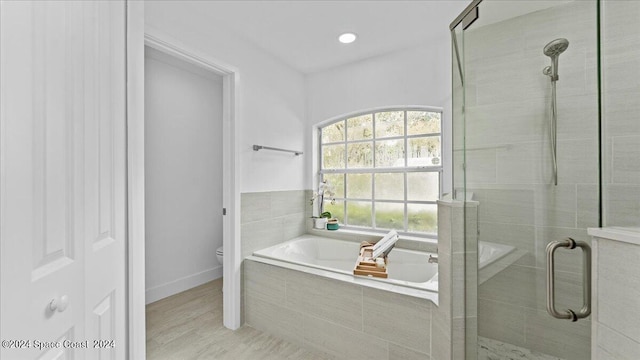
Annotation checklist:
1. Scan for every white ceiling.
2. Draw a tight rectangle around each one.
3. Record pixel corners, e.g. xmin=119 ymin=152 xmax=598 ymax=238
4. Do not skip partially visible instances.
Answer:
xmin=179 ymin=1 xmax=470 ymax=74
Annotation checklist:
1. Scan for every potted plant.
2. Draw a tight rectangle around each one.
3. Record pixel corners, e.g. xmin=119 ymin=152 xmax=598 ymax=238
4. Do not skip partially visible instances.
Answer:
xmin=311 ymin=180 xmax=335 ymax=229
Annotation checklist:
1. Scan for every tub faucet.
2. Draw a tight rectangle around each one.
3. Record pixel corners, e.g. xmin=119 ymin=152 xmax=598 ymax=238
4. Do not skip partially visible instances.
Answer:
xmin=428 ymin=254 xmax=438 ymax=264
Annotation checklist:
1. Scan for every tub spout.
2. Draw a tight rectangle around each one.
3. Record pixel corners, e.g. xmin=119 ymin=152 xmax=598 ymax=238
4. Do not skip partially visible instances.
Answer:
xmin=428 ymin=254 xmax=438 ymax=264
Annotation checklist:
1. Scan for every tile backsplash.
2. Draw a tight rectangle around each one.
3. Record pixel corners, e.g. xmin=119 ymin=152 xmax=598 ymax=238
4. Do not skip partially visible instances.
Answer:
xmin=240 ymin=190 xmax=309 ymax=259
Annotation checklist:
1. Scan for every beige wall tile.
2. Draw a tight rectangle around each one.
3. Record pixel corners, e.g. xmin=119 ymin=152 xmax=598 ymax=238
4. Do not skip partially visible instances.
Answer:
xmin=363 ymin=287 xmax=431 ymax=354
xmin=612 ymin=136 xmax=640 ymax=184
xmin=596 ymin=323 xmax=640 ymax=360
xmin=303 ymin=315 xmax=388 ymax=360
xmin=241 ymin=192 xmax=272 ymax=224
xmin=524 ymin=308 xmax=590 ymax=360
xmin=534 ymin=227 xmax=590 ymax=274
xmin=605 ymin=184 xmax=640 ymax=226
xmin=597 ymin=239 xmax=640 ymax=343
xmin=478 ymin=299 xmax=525 ymax=348
xmin=472 ymin=188 xmax=535 ymax=225
xmin=244 ymin=261 xmax=287 ymax=305
xmin=244 ymin=295 xmax=305 ymax=346
xmin=388 ymin=343 xmax=430 ymax=360
xmin=241 ymin=218 xmax=284 ymax=258
xmin=286 ymin=271 xmax=363 ymax=331
xmin=271 ymin=190 xmax=306 ymax=217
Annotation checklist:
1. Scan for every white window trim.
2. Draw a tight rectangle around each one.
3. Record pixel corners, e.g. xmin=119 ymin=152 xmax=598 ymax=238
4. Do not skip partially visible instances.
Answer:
xmin=315 ymin=106 xmax=444 ymax=239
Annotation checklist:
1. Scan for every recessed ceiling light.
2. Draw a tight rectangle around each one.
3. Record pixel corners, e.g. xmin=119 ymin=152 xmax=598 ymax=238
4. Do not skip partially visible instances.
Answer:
xmin=338 ymin=32 xmax=357 ymax=44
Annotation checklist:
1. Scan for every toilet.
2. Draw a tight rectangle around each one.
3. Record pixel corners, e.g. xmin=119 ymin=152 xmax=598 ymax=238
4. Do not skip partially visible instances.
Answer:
xmin=216 ymin=246 xmax=224 ymax=292
xmin=216 ymin=246 xmax=223 ymax=265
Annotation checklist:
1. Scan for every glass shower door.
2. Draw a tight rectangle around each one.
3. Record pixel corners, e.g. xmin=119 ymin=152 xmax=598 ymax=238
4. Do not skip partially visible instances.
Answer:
xmin=452 ymin=1 xmax=599 ymax=359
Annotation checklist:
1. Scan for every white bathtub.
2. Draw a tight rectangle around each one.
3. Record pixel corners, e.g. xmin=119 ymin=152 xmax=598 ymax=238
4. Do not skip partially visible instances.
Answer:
xmin=248 ymin=234 xmax=516 ymax=302
xmin=250 ymin=235 xmax=439 ymax=301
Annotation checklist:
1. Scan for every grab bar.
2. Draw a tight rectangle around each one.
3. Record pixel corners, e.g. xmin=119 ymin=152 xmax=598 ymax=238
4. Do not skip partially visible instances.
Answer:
xmin=546 ymin=238 xmax=591 ymax=321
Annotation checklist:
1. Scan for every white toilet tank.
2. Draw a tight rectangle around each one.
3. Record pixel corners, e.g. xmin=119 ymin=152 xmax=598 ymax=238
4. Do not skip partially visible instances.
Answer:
xmin=216 ymin=246 xmax=223 ymax=265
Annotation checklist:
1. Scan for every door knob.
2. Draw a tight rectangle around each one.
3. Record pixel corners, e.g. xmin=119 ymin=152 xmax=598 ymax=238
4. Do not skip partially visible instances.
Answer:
xmin=49 ymin=295 xmax=69 ymax=312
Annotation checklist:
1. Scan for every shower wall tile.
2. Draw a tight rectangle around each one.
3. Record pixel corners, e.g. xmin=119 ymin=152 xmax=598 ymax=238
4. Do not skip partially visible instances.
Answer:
xmin=603 ymin=54 xmax=640 ymax=94
xmin=463 ymin=150 xmax=497 ymax=184
xmin=556 ymin=138 xmax=600 ymax=185
xmin=479 ymin=265 xmax=537 ymax=309
xmin=605 ymin=90 xmax=640 ymax=136
xmin=460 ymin=0 xmax=603 ymax=356
xmin=495 ymin=142 xmax=551 ymax=185
xmin=577 ymin=184 xmax=599 ymax=228
xmin=478 ymin=299 xmax=525 ymax=348
xmin=478 ymin=222 xmax=536 ymax=265
xmin=533 ymin=184 xmax=577 ymax=228
xmin=466 ymin=101 xmax=546 ymax=147
xmin=479 ymin=264 xmax=583 ymax=313
xmin=556 ymin=94 xmax=599 ymax=140
xmin=472 ymin=188 xmax=535 ymax=225
xmin=596 ymin=238 xmax=640 ymax=343
xmin=520 ymin=0 xmax=595 ymax=56
xmin=388 ymin=343 xmax=430 ymax=360
xmin=523 ymin=308 xmax=591 ymax=360
xmin=534 ymin=227 xmax=590 ymax=274
xmin=605 ymin=184 xmax=640 ymax=226
xmin=612 ymin=135 xmax=640 ymax=184
xmin=595 ymin=323 xmax=640 ymax=360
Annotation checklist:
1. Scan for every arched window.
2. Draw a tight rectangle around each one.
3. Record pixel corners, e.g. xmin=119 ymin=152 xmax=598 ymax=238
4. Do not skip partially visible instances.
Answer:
xmin=318 ymin=107 xmax=442 ymax=237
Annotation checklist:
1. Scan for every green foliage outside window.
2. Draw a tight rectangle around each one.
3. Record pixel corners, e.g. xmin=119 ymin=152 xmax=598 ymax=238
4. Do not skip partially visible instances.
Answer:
xmin=319 ymin=109 xmax=442 ymax=235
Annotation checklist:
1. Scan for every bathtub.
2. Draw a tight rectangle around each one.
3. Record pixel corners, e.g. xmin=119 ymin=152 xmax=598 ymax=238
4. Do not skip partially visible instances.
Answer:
xmin=247 ymin=234 xmax=516 ymax=304
xmin=249 ymin=234 xmax=439 ymax=302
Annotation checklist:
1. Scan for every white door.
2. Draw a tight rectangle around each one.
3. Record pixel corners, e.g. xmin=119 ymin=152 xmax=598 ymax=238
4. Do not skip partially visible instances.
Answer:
xmin=1 ymin=1 xmax=127 ymax=359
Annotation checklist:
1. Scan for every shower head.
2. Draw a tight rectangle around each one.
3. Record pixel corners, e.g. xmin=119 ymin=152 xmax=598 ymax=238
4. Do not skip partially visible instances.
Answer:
xmin=543 ymin=38 xmax=569 ymax=57
xmin=543 ymin=38 xmax=569 ymax=82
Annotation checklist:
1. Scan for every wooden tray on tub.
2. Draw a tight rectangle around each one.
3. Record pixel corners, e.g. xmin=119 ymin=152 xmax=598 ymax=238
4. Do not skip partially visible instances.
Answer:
xmin=353 ymin=243 xmax=388 ymax=278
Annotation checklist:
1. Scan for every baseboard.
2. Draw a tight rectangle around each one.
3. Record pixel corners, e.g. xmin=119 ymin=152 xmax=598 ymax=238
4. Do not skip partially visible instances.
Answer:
xmin=145 ymin=266 xmax=223 ymax=304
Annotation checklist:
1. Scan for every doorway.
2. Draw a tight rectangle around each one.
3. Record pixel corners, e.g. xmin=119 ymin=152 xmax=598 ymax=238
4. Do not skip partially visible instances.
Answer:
xmin=144 ymin=46 xmax=224 ymax=304
xmin=131 ymin=35 xmax=242 ymax=346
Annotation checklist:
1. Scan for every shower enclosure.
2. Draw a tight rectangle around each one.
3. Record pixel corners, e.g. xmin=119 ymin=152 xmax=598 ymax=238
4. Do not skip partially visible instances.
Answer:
xmin=451 ymin=1 xmax=640 ymax=359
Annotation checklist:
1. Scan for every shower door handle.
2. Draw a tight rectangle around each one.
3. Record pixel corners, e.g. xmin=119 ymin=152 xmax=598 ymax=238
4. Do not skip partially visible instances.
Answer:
xmin=546 ymin=238 xmax=591 ymax=321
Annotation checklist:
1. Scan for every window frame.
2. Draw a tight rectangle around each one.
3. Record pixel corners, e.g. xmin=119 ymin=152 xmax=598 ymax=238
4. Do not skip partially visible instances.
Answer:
xmin=317 ymin=106 xmax=443 ymax=239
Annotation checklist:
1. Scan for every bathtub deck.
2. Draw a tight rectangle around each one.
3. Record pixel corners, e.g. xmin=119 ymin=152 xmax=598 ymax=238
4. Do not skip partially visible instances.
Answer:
xmin=146 ymin=279 xmax=334 ymax=360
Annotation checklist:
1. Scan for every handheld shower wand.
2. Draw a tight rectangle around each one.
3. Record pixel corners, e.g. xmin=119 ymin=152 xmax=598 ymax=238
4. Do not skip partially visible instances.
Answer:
xmin=543 ymin=38 xmax=569 ymax=185
xmin=543 ymin=38 xmax=569 ymax=81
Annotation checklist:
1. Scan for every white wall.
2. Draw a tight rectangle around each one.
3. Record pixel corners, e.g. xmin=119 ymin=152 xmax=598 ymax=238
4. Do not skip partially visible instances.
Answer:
xmin=305 ymin=43 xmax=454 ymax=194
xmin=144 ymin=47 xmax=224 ymax=303
xmin=145 ymin=2 xmax=307 ymax=193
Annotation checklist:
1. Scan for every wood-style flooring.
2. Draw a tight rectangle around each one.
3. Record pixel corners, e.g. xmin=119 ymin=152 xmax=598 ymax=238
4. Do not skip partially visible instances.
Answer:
xmin=146 ymin=279 xmax=334 ymax=360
